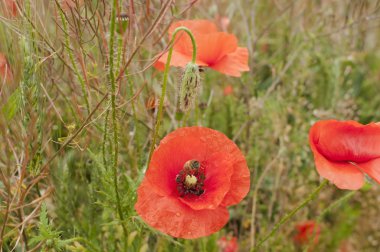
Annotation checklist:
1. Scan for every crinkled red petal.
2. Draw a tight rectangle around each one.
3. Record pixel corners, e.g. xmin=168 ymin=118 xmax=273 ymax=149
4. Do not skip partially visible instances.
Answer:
xmin=135 ymin=179 xmax=229 ymax=239
xmin=311 ymin=120 xmax=380 ymax=163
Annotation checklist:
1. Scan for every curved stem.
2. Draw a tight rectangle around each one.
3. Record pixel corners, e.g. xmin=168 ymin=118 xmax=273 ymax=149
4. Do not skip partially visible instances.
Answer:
xmin=148 ymin=27 xmax=197 ymax=163
xmin=252 ymin=180 xmax=329 ymax=251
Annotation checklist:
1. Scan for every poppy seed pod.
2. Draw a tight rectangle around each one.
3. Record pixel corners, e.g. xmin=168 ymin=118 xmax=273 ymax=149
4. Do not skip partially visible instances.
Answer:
xmin=179 ymin=62 xmax=201 ymax=112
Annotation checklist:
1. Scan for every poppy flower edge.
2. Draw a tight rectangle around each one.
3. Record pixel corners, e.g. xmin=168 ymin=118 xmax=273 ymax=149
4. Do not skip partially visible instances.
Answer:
xmin=309 ymin=120 xmax=380 ymax=190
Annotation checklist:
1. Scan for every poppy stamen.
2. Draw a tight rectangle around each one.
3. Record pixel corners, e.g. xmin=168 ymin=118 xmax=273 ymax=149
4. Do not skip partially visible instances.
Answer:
xmin=176 ymin=159 xmax=205 ymax=197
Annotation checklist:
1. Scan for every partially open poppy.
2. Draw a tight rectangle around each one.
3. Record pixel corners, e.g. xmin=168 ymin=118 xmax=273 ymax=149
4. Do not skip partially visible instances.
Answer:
xmin=154 ymin=20 xmax=249 ymax=77
xmin=309 ymin=120 xmax=380 ymax=190
xmin=0 ymin=53 xmax=13 ymax=83
xmin=293 ymin=220 xmax=320 ymax=246
xmin=135 ymin=127 xmax=250 ymax=239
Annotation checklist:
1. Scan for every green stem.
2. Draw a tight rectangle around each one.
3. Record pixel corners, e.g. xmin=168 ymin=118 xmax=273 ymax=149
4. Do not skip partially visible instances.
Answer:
xmin=252 ymin=180 xmax=329 ymax=251
xmin=147 ymin=27 xmax=197 ymax=163
xmin=109 ymin=0 xmax=128 ymax=247
xmin=317 ymin=190 xmax=356 ymax=221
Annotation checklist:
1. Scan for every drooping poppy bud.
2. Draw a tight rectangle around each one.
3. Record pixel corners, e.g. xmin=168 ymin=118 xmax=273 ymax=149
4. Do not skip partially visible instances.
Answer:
xmin=179 ymin=62 xmax=201 ymax=112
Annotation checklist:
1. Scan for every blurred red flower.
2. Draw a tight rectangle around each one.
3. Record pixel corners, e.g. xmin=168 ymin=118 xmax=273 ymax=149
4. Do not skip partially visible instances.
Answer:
xmin=135 ymin=127 xmax=250 ymax=239
xmin=223 ymin=85 xmax=233 ymax=96
xmin=215 ymin=15 xmax=230 ymax=32
xmin=154 ymin=20 xmax=249 ymax=77
xmin=0 ymin=53 xmax=13 ymax=83
xmin=293 ymin=220 xmax=320 ymax=245
xmin=309 ymin=120 xmax=380 ymax=190
xmin=217 ymin=236 xmax=239 ymax=252
xmin=1 ymin=0 xmax=18 ymax=17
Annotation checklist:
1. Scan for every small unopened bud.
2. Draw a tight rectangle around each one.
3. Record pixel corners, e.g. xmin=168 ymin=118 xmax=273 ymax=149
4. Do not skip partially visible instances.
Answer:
xmin=179 ymin=63 xmax=201 ymax=112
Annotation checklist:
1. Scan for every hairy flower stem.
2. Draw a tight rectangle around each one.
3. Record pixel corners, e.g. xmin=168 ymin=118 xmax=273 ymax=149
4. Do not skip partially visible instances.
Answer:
xmin=252 ymin=180 xmax=329 ymax=251
xmin=109 ymin=0 xmax=128 ymax=247
xmin=148 ymin=27 xmax=197 ymax=163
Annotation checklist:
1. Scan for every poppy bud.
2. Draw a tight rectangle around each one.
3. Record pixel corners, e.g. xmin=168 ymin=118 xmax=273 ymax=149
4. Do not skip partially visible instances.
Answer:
xmin=179 ymin=62 xmax=201 ymax=112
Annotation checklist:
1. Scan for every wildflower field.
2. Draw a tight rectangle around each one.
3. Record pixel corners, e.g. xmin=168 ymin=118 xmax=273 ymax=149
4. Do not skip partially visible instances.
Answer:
xmin=1 ymin=0 xmax=380 ymax=251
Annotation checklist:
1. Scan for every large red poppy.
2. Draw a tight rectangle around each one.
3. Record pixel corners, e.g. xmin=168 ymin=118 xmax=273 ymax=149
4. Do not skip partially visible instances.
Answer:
xmin=309 ymin=120 xmax=380 ymax=190
xmin=154 ymin=20 xmax=250 ymax=77
xmin=135 ymin=127 xmax=250 ymax=239
xmin=293 ymin=220 xmax=320 ymax=245
xmin=0 ymin=53 xmax=13 ymax=83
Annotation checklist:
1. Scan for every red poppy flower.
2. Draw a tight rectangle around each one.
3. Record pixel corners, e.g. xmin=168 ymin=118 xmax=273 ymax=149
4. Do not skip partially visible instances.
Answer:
xmin=217 ymin=236 xmax=239 ymax=252
xmin=1 ymin=0 xmax=18 ymax=17
xmin=223 ymin=85 xmax=233 ymax=96
xmin=0 ymin=53 xmax=13 ymax=83
xmin=154 ymin=20 xmax=249 ymax=77
xmin=309 ymin=120 xmax=380 ymax=190
xmin=135 ymin=127 xmax=250 ymax=239
xmin=293 ymin=220 xmax=320 ymax=245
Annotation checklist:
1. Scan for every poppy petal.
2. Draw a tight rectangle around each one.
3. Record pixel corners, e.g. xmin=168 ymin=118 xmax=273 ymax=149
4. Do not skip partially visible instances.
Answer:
xmin=145 ymin=127 xmax=250 ymax=204
xmin=312 ymin=120 xmax=380 ymax=163
xmin=310 ymin=139 xmax=365 ymax=190
xmin=135 ymin=179 xmax=229 ymax=239
xmin=169 ymin=20 xmax=218 ymax=37
xmin=220 ymin=157 xmax=250 ymax=206
xmin=359 ymin=158 xmax=380 ymax=185
xmin=210 ymin=47 xmax=250 ymax=77
xmin=179 ymin=152 xmax=234 ymax=210
xmin=199 ymin=129 xmax=250 ymax=206
xmin=192 ymin=32 xmax=238 ymax=64
xmin=153 ymin=51 xmax=207 ymax=71
xmin=169 ymin=32 xmax=238 ymax=65
xmin=146 ymin=130 xmax=207 ymax=196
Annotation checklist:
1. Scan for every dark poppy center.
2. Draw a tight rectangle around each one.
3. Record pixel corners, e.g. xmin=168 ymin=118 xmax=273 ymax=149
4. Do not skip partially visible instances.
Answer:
xmin=175 ymin=160 xmax=205 ymax=197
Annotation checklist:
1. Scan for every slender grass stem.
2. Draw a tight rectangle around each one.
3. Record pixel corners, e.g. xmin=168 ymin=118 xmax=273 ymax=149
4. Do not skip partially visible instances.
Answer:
xmin=252 ymin=180 xmax=329 ymax=251
xmin=147 ymin=27 xmax=197 ymax=163
xmin=58 ymin=10 xmax=90 ymax=114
